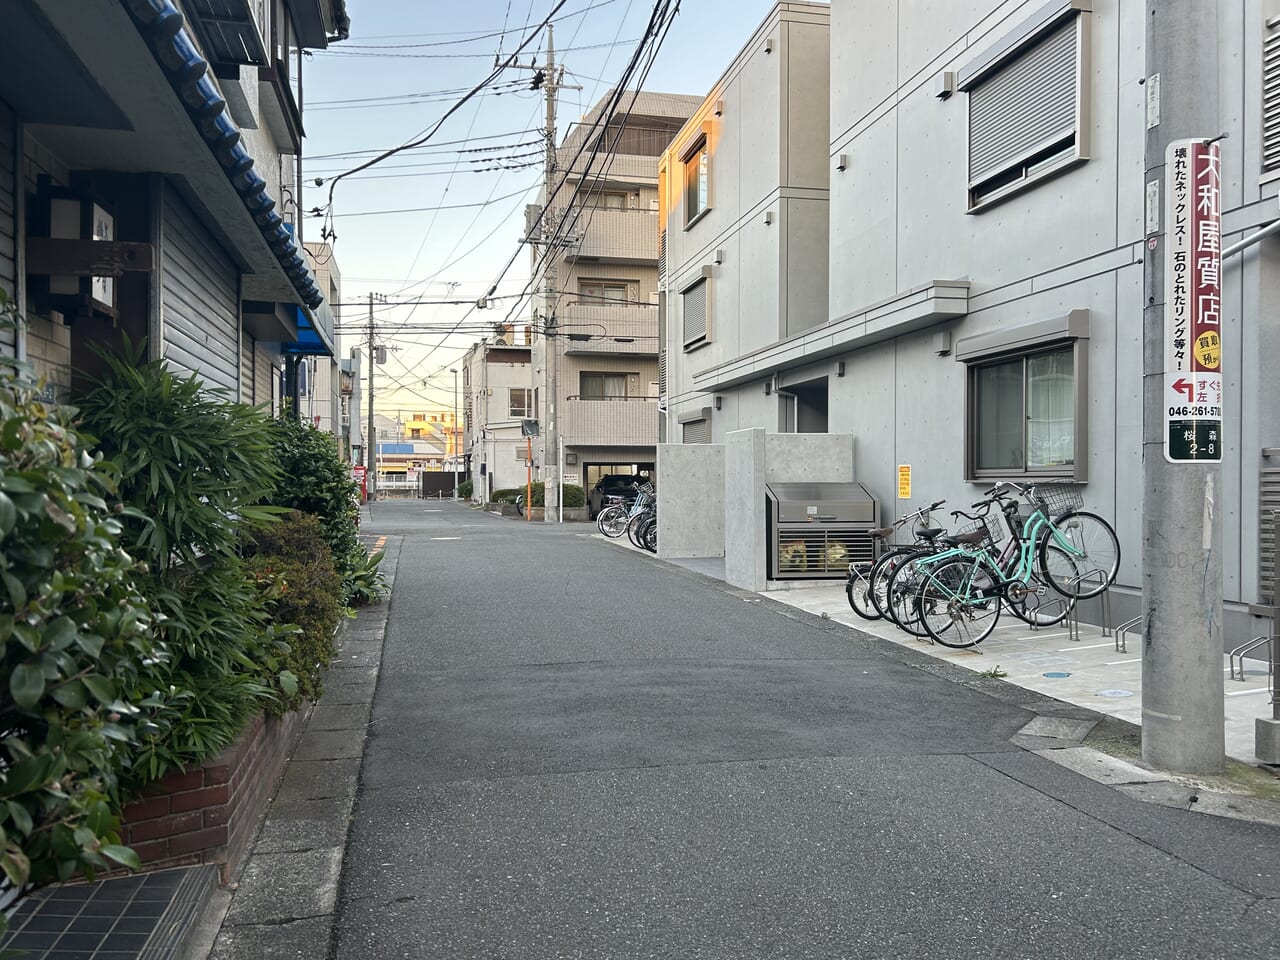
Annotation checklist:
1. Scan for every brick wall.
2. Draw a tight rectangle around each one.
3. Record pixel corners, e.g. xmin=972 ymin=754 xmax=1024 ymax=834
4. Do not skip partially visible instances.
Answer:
xmin=121 ymin=708 xmax=307 ymax=883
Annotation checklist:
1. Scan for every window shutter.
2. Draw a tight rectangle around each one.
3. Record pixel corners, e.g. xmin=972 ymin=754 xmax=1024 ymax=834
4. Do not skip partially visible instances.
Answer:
xmin=658 ymin=228 xmax=667 ymax=283
xmin=1265 ymin=21 xmax=1280 ymax=171
xmin=658 ymin=349 xmax=667 ymax=397
xmin=682 ymin=279 xmax=707 ymax=344
xmin=968 ymin=19 xmax=1078 ymax=186
xmin=682 ymin=418 xmax=710 ymax=444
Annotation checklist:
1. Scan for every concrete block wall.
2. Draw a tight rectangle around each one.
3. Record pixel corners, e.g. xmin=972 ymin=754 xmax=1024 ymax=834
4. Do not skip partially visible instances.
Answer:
xmin=764 ymin=433 xmax=855 ymax=483
xmin=122 ymin=708 xmax=306 ymax=883
xmin=24 ymin=312 xmax=71 ymax=401
xmin=656 ymin=442 xmax=726 ymax=559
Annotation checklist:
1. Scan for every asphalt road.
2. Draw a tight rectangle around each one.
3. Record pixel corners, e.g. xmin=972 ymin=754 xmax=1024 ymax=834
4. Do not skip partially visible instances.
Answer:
xmin=334 ymin=500 xmax=1279 ymax=960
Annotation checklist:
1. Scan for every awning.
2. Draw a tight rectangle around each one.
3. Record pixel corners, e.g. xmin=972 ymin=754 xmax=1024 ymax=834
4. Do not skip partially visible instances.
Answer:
xmin=281 ymin=304 xmax=335 ymax=357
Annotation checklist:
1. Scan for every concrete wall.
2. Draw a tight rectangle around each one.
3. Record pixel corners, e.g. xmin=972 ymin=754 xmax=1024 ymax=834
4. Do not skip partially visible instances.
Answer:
xmin=765 ymin=433 xmax=854 ymax=483
xmin=657 ymin=442 xmax=725 ymax=558
xmin=724 ymin=428 xmax=768 ymax=590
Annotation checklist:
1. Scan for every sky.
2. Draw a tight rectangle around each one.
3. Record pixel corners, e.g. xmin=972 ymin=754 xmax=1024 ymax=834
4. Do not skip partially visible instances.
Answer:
xmin=300 ymin=0 xmax=792 ymax=416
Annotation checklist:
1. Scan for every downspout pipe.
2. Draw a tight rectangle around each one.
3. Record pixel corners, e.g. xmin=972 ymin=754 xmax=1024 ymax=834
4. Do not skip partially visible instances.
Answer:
xmin=118 ymin=0 xmax=324 ymax=310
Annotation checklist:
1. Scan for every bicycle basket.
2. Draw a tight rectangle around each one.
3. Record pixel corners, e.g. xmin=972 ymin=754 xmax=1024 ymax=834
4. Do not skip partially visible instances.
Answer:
xmin=953 ymin=518 xmax=1001 ymax=547
xmin=637 ymin=480 xmax=655 ymax=495
xmin=1036 ymin=483 xmax=1084 ymax=517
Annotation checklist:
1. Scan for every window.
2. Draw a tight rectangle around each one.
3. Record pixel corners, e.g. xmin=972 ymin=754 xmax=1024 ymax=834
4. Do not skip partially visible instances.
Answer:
xmin=681 ymin=277 xmax=708 ymax=348
xmin=580 ymin=372 xmax=627 ymax=399
xmin=509 ymin=387 xmax=532 ymax=418
xmin=580 ymin=281 xmax=628 ymax=305
xmin=683 ymin=137 xmax=709 ymax=224
xmin=960 ymin=5 xmax=1090 ymax=210
xmin=959 ymin=309 xmax=1089 ymax=481
xmin=584 ymin=192 xmax=627 ymax=210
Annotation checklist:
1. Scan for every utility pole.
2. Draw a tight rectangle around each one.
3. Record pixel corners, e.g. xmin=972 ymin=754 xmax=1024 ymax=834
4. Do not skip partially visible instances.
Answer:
xmin=365 ymin=292 xmax=386 ymax=503
xmin=513 ymin=24 xmax=579 ymax=523
xmin=1142 ymin=0 xmax=1225 ymax=774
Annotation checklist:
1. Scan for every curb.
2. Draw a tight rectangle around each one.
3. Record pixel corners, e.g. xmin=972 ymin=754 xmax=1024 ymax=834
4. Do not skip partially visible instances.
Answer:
xmin=199 ymin=535 xmax=401 ymax=960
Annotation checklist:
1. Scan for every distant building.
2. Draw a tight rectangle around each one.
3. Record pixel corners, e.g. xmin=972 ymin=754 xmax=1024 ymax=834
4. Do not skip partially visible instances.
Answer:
xmin=461 ymin=329 xmax=534 ymax=502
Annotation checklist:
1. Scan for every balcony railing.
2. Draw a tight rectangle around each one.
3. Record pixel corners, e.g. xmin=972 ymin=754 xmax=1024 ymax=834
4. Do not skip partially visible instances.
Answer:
xmin=559 ymin=303 xmax=658 ymax=356
xmin=564 ymin=208 xmax=660 ymax=265
xmin=560 ymin=396 xmax=659 ymax=447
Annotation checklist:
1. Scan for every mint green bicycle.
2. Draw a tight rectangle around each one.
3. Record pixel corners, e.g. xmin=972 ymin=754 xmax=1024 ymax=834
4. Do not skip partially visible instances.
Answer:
xmin=914 ymin=481 xmax=1120 ymax=648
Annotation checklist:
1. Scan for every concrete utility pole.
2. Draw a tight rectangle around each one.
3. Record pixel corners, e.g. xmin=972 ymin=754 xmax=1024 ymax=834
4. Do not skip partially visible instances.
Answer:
xmin=1142 ymin=0 xmax=1225 ymax=774
xmin=513 ymin=25 xmax=578 ymax=523
xmin=365 ymin=292 xmax=384 ymax=503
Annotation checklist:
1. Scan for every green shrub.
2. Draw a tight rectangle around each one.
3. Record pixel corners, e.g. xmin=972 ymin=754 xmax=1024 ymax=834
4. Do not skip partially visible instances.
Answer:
xmin=562 ymin=484 xmax=585 ymax=508
xmin=490 ymin=488 xmax=522 ymax=504
xmin=0 ymin=309 xmax=150 ymax=912
xmin=487 ymin=482 xmax=582 ymax=508
xmin=456 ymin=478 xmax=473 ymax=499
xmin=245 ymin=513 xmax=342 ymax=713
xmin=269 ymin=414 xmax=383 ymax=605
xmin=75 ymin=348 xmax=294 ymax=786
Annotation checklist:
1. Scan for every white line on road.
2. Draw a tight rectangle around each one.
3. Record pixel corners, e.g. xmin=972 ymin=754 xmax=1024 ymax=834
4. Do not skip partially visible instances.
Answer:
xmin=1061 ymin=642 xmax=1117 ymax=651
xmin=1105 ymin=658 xmax=1142 ymax=665
xmin=1225 ymin=687 xmax=1270 ymax=697
xmin=431 ymin=537 xmax=462 ymax=541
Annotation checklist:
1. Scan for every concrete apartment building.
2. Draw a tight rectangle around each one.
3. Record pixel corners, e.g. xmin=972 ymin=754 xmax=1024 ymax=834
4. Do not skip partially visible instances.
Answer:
xmin=532 ymin=90 xmax=701 ymax=496
xmin=659 ymin=0 xmax=1280 ymax=646
xmin=462 ymin=331 xmax=534 ymax=503
xmin=0 ymin=0 xmax=342 ymax=405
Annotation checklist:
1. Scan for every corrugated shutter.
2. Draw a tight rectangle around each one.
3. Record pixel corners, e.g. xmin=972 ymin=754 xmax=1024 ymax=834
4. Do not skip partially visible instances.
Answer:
xmin=1261 ymin=454 xmax=1280 ymax=603
xmin=161 ymin=183 xmax=239 ymax=393
xmin=0 ymin=98 xmax=16 ymax=357
xmin=682 ymin=418 xmax=709 ymax=444
xmin=682 ymin=279 xmax=707 ymax=344
xmin=658 ymin=228 xmax=667 ymax=285
xmin=658 ymin=349 xmax=667 ymax=397
xmin=1265 ymin=21 xmax=1280 ymax=171
xmin=969 ymin=19 xmax=1078 ymax=185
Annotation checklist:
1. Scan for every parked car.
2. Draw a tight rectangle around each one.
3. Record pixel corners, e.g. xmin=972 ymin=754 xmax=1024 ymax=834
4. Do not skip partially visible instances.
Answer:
xmin=587 ymin=474 xmax=643 ymax=519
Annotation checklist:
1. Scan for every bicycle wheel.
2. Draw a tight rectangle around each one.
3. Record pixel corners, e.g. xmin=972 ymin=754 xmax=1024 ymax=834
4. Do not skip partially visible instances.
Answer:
xmin=597 ymin=503 xmax=625 ymax=535
xmin=599 ymin=506 xmax=630 ymax=539
xmin=918 ymin=557 xmax=1001 ymax=648
xmin=869 ymin=548 xmax=920 ymax=619
xmin=1039 ymin=510 xmax=1120 ymax=599
xmin=641 ymin=516 xmax=658 ymax=553
xmin=1006 ymin=546 xmax=1076 ymax=627
xmin=845 ymin=565 xmax=880 ymax=620
xmin=627 ymin=510 xmax=653 ymax=548
xmin=885 ymin=555 xmax=934 ymax=638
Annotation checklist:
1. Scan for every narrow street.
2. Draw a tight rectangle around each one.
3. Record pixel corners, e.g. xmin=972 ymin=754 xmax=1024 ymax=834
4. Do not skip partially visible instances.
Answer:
xmin=335 ymin=501 xmax=1279 ymax=960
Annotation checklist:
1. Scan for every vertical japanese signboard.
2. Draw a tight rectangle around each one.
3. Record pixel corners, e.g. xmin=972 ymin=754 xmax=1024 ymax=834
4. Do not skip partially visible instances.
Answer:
xmin=897 ymin=465 xmax=911 ymax=500
xmin=1163 ymin=139 xmax=1222 ymax=463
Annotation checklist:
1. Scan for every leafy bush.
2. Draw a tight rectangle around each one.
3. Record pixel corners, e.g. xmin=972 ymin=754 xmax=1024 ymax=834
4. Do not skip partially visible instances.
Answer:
xmin=562 ymin=484 xmax=585 ymax=508
xmin=269 ymin=414 xmax=383 ymax=605
xmin=490 ymin=488 xmax=522 ymax=505
xmin=0 ymin=314 xmax=149 ymax=913
xmin=456 ymin=479 xmax=473 ymax=499
xmin=488 ymin=483 xmax=582 ymax=508
xmin=245 ymin=514 xmax=342 ymax=713
xmin=75 ymin=349 xmax=294 ymax=786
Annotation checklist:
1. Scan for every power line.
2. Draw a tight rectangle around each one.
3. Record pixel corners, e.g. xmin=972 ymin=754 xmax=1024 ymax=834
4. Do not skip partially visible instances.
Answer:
xmin=311 ymin=182 xmax=539 ymax=218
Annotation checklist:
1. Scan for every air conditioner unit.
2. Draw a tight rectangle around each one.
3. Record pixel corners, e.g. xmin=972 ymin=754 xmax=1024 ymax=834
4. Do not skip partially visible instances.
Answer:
xmin=649 ymin=292 xmax=660 ymax=305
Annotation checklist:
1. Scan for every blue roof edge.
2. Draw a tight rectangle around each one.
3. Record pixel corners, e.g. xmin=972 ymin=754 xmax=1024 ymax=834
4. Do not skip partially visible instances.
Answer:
xmin=119 ymin=0 xmax=325 ymax=312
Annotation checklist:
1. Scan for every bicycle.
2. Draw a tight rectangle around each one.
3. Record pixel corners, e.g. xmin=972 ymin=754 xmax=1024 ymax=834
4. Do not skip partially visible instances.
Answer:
xmin=844 ymin=500 xmax=946 ymax=620
xmin=599 ymin=481 xmax=653 ymax=539
xmin=912 ymin=481 xmax=1118 ymax=648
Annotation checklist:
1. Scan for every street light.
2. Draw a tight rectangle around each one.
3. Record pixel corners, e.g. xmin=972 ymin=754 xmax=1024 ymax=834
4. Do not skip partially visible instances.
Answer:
xmin=449 ymin=368 xmax=459 ymax=500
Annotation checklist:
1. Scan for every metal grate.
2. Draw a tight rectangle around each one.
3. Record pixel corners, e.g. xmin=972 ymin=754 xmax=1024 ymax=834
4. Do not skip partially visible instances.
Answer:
xmin=658 ymin=349 xmax=667 ymax=398
xmin=658 ymin=228 xmax=667 ymax=283
xmin=682 ymin=279 xmax=707 ymax=345
xmin=1261 ymin=451 xmax=1280 ymax=603
xmin=775 ymin=528 xmax=877 ymax=577
xmin=1266 ymin=24 xmax=1280 ymax=171
xmin=968 ymin=18 xmax=1078 ymax=186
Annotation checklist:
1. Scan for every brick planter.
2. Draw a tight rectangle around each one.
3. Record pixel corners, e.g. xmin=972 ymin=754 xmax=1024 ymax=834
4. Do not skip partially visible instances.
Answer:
xmin=121 ymin=708 xmax=307 ymax=882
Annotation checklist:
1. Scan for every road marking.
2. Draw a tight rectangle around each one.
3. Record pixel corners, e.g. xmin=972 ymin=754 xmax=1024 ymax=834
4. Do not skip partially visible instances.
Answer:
xmin=431 ymin=537 xmax=462 ymax=541
xmin=1105 ymin=658 xmax=1142 ymax=665
xmin=1225 ymin=687 xmax=1269 ymax=697
xmin=1061 ymin=642 xmax=1116 ymax=651
xmin=373 ymin=536 xmax=387 ymax=550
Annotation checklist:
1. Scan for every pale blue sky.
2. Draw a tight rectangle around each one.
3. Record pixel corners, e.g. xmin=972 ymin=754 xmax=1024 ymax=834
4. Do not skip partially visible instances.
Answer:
xmin=303 ymin=0 xmax=794 ymax=412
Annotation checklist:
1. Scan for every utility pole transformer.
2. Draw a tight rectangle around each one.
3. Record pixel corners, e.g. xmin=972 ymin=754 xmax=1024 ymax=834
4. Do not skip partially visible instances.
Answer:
xmin=1142 ymin=0 xmax=1225 ymax=774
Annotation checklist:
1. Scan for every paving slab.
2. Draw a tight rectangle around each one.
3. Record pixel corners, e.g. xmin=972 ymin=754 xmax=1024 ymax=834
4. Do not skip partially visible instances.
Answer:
xmin=291 ymin=727 xmax=367 ymax=761
xmin=1019 ymin=715 xmax=1100 ymax=741
xmin=210 ymin=916 xmax=332 ymax=960
xmin=1033 ymin=745 xmax=1170 ymax=784
xmin=223 ymin=848 xmax=344 ymax=925
xmin=318 ymin=681 xmax=379 ymax=706
xmin=307 ymin=703 xmax=372 ymax=731
xmin=252 ymin=797 xmax=354 ymax=854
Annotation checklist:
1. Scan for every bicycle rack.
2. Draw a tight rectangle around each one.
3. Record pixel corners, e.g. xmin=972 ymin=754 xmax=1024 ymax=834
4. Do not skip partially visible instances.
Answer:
xmin=1113 ymin=616 xmax=1143 ymax=653
xmin=1229 ymin=635 xmax=1274 ymax=682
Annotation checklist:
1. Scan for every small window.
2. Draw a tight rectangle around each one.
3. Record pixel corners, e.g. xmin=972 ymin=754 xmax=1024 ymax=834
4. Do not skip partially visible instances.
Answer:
xmin=585 ymin=192 xmax=628 ymax=210
xmin=683 ymin=137 xmax=709 ymax=224
xmin=509 ymin=387 xmax=532 ymax=418
xmin=961 ymin=8 xmax=1090 ymax=210
xmin=681 ymin=278 xmax=708 ymax=349
xmin=580 ymin=281 xmax=628 ymax=305
xmin=969 ymin=345 xmax=1078 ymax=477
xmin=580 ymin=372 xmax=628 ymax=399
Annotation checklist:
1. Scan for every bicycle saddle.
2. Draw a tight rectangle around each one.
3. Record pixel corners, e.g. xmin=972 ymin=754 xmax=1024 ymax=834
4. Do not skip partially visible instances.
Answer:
xmin=916 ymin=527 xmax=944 ymax=540
xmin=869 ymin=526 xmax=895 ymax=538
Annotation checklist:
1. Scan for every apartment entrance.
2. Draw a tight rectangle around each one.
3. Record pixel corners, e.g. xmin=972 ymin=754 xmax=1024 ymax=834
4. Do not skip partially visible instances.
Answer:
xmin=781 ymin=376 xmax=829 ymax=432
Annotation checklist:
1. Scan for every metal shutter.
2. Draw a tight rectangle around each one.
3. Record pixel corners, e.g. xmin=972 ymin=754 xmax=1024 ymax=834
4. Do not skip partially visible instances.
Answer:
xmin=1261 ymin=453 xmax=1280 ymax=603
xmin=658 ymin=349 xmax=667 ymax=397
xmin=1265 ymin=20 xmax=1280 ymax=171
xmin=682 ymin=418 xmax=710 ymax=444
xmin=968 ymin=18 xmax=1078 ymax=186
xmin=682 ymin=279 xmax=707 ymax=344
xmin=658 ymin=228 xmax=667 ymax=285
